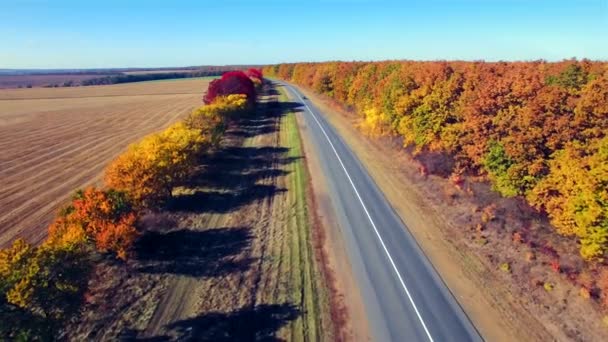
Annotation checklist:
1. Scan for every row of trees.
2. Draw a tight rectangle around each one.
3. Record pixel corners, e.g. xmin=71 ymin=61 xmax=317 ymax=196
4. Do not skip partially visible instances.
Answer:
xmin=81 ymin=70 xmax=223 ymax=86
xmin=263 ymin=60 xmax=608 ymax=261
xmin=0 ymin=70 xmax=261 ymax=339
xmin=81 ymin=67 xmax=262 ymax=86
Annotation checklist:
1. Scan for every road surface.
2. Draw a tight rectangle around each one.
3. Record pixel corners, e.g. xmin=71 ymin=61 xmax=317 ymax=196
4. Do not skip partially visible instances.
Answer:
xmin=278 ymin=81 xmax=482 ymax=342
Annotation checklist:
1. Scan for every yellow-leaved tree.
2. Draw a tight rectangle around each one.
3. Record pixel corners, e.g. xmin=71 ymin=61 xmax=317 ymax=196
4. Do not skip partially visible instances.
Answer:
xmin=105 ymin=122 xmax=205 ymax=207
xmin=185 ymin=94 xmax=248 ymax=144
xmin=529 ymin=136 xmax=608 ymax=260
xmin=0 ymin=239 xmax=90 ymax=340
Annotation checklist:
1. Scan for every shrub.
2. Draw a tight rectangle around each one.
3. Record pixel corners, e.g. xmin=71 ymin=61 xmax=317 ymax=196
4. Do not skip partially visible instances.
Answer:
xmin=481 ymin=204 xmax=497 ymax=223
xmin=580 ymin=287 xmax=591 ymax=299
xmin=512 ymin=231 xmax=524 ymax=244
xmin=525 ymin=251 xmax=536 ymax=262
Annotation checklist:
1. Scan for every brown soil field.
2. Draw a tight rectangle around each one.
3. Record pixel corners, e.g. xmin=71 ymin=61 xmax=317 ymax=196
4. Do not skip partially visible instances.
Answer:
xmin=0 ymin=78 xmax=205 ymax=100
xmin=68 ymin=84 xmax=333 ymax=341
xmin=0 ymin=78 xmax=210 ymax=248
xmin=295 ymin=85 xmax=608 ymax=342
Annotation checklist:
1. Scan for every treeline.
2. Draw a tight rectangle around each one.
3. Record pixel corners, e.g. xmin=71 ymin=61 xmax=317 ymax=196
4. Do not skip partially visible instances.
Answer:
xmin=263 ymin=60 xmax=608 ymax=261
xmin=81 ymin=70 xmax=225 ymax=86
xmin=0 ymin=69 xmax=262 ymax=340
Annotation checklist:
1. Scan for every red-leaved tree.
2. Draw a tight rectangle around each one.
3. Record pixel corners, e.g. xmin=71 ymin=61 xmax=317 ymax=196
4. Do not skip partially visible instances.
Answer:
xmin=246 ymin=68 xmax=263 ymax=82
xmin=204 ymin=71 xmax=256 ymax=105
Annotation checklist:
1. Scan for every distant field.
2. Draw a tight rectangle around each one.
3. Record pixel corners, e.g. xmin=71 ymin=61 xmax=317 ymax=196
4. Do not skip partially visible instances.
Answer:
xmin=0 ymin=73 xmax=114 ymax=89
xmin=0 ymin=78 xmax=210 ymax=247
xmin=123 ymin=69 xmax=198 ymax=75
xmin=0 ymin=78 xmax=206 ymax=100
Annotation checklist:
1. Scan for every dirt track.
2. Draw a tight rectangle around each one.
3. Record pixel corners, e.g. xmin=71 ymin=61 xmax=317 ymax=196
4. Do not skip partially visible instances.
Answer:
xmin=0 ymin=79 xmax=210 ymax=247
xmin=68 ymin=84 xmax=332 ymax=341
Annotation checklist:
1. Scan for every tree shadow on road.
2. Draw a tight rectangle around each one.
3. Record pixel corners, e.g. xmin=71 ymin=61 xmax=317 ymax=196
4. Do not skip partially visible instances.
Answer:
xmin=121 ymin=303 xmax=300 ymax=342
xmin=134 ymin=226 xmax=253 ymax=277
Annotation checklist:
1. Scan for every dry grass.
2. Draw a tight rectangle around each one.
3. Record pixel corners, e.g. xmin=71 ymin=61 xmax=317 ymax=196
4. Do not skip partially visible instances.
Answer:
xmin=0 ymin=78 xmax=210 ymax=247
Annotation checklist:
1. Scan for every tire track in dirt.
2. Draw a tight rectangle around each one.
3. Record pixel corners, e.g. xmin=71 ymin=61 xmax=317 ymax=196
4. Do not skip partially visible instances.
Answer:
xmin=141 ymin=98 xmax=282 ymax=337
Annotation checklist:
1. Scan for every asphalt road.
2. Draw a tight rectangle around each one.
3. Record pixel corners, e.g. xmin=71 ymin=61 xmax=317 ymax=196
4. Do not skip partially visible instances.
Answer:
xmin=278 ymin=81 xmax=483 ymax=342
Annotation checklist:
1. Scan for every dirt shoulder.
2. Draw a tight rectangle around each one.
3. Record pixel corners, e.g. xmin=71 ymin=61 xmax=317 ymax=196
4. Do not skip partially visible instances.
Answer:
xmin=294 ymin=85 xmax=608 ymax=341
xmin=68 ymin=84 xmax=333 ymax=341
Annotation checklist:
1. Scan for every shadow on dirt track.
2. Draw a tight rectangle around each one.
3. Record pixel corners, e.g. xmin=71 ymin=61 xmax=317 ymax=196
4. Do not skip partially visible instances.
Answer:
xmin=117 ymin=92 xmax=306 ymax=341
xmin=134 ymin=226 xmax=253 ymax=277
xmin=166 ymin=104 xmax=302 ymax=214
xmin=120 ymin=303 xmax=300 ymax=341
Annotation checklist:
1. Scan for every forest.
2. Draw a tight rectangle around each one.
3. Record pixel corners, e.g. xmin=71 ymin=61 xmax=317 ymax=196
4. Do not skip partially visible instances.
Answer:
xmin=0 ymin=69 xmax=262 ymax=339
xmin=263 ymin=60 xmax=608 ymax=262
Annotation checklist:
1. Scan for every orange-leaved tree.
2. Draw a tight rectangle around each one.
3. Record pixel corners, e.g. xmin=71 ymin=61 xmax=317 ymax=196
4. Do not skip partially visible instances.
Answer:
xmin=46 ymin=187 xmax=138 ymax=260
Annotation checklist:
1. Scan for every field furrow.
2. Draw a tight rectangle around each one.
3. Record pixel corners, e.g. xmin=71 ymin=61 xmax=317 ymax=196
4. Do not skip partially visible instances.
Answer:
xmin=0 ymin=78 xmax=210 ymax=247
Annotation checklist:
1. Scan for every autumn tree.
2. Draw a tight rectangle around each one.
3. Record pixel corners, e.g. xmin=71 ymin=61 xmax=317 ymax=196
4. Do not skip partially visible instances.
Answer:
xmin=204 ymin=71 xmax=256 ymax=105
xmin=185 ymin=94 xmax=248 ymax=145
xmin=105 ymin=122 xmax=205 ymax=208
xmin=269 ymin=59 xmax=608 ymax=261
xmin=529 ymin=137 xmax=608 ymax=260
xmin=246 ymin=68 xmax=263 ymax=88
xmin=0 ymin=239 xmax=90 ymax=340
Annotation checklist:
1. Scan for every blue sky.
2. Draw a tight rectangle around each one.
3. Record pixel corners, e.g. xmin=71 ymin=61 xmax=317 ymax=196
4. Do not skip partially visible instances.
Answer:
xmin=1 ymin=0 xmax=606 ymax=68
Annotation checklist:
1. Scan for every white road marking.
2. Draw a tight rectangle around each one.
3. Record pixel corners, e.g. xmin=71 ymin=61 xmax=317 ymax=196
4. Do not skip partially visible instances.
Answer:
xmin=286 ymin=84 xmax=435 ymax=342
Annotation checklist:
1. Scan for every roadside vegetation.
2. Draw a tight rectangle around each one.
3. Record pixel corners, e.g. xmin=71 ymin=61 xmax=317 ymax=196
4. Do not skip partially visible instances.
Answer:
xmin=0 ymin=69 xmax=261 ymax=340
xmin=264 ymin=60 xmax=608 ymax=319
xmin=277 ymin=88 xmax=330 ymax=341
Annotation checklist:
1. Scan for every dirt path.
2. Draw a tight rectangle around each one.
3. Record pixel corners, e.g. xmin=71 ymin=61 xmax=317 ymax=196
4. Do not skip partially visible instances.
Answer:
xmin=69 ymin=84 xmax=333 ymax=341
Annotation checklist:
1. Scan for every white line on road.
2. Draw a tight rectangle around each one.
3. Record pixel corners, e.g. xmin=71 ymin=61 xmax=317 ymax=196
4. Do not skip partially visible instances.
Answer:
xmin=285 ymin=84 xmax=435 ymax=342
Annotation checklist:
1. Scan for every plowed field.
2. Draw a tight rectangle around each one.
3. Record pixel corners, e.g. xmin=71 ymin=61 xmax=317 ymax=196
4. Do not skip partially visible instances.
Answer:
xmin=0 ymin=78 xmax=210 ymax=247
